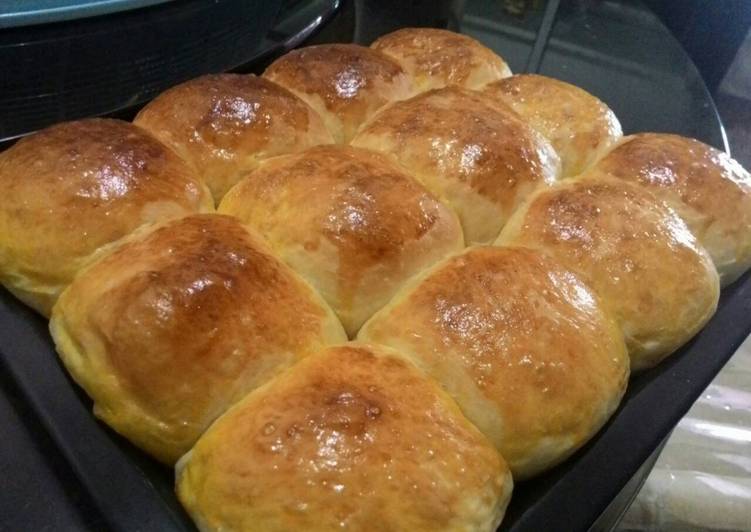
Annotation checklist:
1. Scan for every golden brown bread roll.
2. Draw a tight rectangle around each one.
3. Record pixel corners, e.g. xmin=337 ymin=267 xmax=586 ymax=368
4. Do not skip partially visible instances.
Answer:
xmin=133 ymin=74 xmax=333 ymax=201
xmin=218 ymin=145 xmax=464 ymax=336
xmin=49 ymin=214 xmax=346 ymax=463
xmin=371 ymin=27 xmax=512 ymax=91
xmin=263 ymin=44 xmax=413 ymax=143
xmin=177 ymin=343 xmax=512 ymax=532
xmin=351 ymin=86 xmax=561 ymax=243
xmin=358 ymin=246 xmax=629 ymax=479
xmin=587 ymin=133 xmax=751 ymax=286
xmin=483 ymin=74 xmax=622 ymax=177
xmin=496 ymin=176 xmax=720 ymax=370
xmin=0 ymin=118 xmax=213 ymax=316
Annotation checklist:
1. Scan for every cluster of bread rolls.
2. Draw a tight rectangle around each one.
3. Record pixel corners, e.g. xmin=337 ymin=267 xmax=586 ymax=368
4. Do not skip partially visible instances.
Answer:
xmin=1 ymin=26 xmax=749 ymax=531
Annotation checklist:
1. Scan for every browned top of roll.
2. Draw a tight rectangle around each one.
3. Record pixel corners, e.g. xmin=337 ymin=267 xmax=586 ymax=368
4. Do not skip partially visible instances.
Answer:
xmin=50 ymin=214 xmax=346 ymax=463
xmin=263 ymin=44 xmax=413 ymax=143
xmin=134 ymin=74 xmax=333 ymax=201
xmin=351 ymin=86 xmax=560 ymax=243
xmin=371 ymin=27 xmax=511 ymax=91
xmin=589 ymin=133 xmax=751 ymax=285
xmin=483 ymin=74 xmax=622 ymax=177
xmin=219 ymin=144 xmax=463 ymax=336
xmin=496 ymin=176 xmax=719 ymax=370
xmin=0 ymin=118 xmax=212 ymax=315
xmin=176 ymin=343 xmax=511 ymax=532
xmin=359 ymin=246 xmax=628 ymax=478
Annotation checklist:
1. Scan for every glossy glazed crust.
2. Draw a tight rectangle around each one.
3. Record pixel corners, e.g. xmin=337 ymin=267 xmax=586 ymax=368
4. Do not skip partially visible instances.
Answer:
xmin=351 ymin=86 xmax=561 ymax=243
xmin=176 ymin=343 xmax=512 ymax=532
xmin=371 ymin=27 xmax=512 ymax=91
xmin=359 ymin=246 xmax=629 ymax=478
xmin=218 ymin=145 xmax=464 ymax=336
xmin=496 ymin=176 xmax=720 ymax=370
xmin=0 ymin=118 xmax=213 ymax=316
xmin=263 ymin=44 xmax=413 ymax=143
xmin=483 ymin=74 xmax=622 ymax=177
xmin=49 ymin=214 xmax=346 ymax=463
xmin=134 ymin=74 xmax=334 ymax=201
xmin=589 ymin=133 xmax=751 ymax=285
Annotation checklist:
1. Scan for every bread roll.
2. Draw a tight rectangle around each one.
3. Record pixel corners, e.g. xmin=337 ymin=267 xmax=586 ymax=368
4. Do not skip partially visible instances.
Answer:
xmin=483 ymin=74 xmax=622 ymax=177
xmin=177 ymin=343 xmax=512 ymax=532
xmin=0 ymin=118 xmax=213 ymax=316
xmin=359 ymin=246 xmax=629 ymax=479
xmin=496 ymin=176 xmax=719 ymax=370
xmin=134 ymin=74 xmax=333 ymax=201
xmin=50 ymin=214 xmax=346 ymax=463
xmin=371 ymin=27 xmax=511 ymax=91
xmin=351 ymin=86 xmax=561 ymax=243
xmin=588 ymin=133 xmax=751 ymax=286
xmin=219 ymin=145 xmax=464 ymax=336
xmin=263 ymin=44 xmax=413 ymax=143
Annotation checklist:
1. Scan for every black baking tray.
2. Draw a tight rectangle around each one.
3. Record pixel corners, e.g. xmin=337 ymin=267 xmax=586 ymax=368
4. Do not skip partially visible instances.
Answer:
xmin=0 ymin=1 xmax=745 ymax=531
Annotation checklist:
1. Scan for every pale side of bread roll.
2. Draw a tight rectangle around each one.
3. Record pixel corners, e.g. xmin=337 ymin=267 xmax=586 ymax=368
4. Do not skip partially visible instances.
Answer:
xmin=49 ymin=214 xmax=346 ymax=464
xmin=263 ymin=44 xmax=413 ymax=144
xmin=176 ymin=343 xmax=512 ymax=532
xmin=351 ymin=86 xmax=561 ymax=244
xmin=359 ymin=246 xmax=629 ymax=479
xmin=0 ymin=118 xmax=213 ymax=316
xmin=371 ymin=27 xmax=512 ymax=92
xmin=483 ymin=74 xmax=623 ymax=177
xmin=496 ymin=176 xmax=720 ymax=371
xmin=133 ymin=74 xmax=334 ymax=202
xmin=218 ymin=145 xmax=464 ymax=336
xmin=588 ymin=133 xmax=751 ymax=286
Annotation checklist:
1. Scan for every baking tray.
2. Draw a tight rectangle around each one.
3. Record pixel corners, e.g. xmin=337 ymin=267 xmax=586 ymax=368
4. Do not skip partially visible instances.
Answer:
xmin=0 ymin=1 xmax=746 ymax=531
